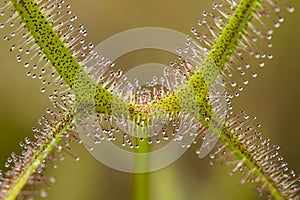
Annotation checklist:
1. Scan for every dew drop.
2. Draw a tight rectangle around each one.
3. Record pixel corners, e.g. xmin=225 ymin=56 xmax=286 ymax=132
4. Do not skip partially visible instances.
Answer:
xmin=49 ymin=176 xmax=56 ymax=184
xmin=5 ymin=162 xmax=10 ymax=168
xmin=254 ymin=53 xmax=260 ymax=59
xmin=40 ymin=189 xmax=48 ymax=198
xmin=7 ymin=157 xmax=12 ymax=163
xmin=267 ymin=54 xmax=273 ymax=60
xmin=75 ymin=157 xmax=80 ymax=161
xmin=256 ymin=123 xmax=261 ymax=128
xmin=10 ymin=45 xmax=15 ymax=52
xmin=274 ymin=22 xmax=280 ymax=28
xmin=11 ymin=152 xmax=16 ymax=158
xmin=267 ymin=42 xmax=273 ymax=48
xmin=19 ymin=141 xmax=24 ymax=147
xmin=231 ymin=81 xmax=237 ymax=87
xmin=259 ymin=62 xmax=265 ymax=67
xmin=279 ymin=17 xmax=284 ymax=23
xmin=25 ymin=137 xmax=31 ymax=144
xmin=60 ymin=156 xmax=65 ymax=161
xmin=287 ymin=5 xmax=295 ymax=13
xmin=212 ymin=3 xmax=217 ymax=9
xmin=267 ymin=29 xmax=273 ymax=35
xmin=40 ymin=87 xmax=45 ymax=93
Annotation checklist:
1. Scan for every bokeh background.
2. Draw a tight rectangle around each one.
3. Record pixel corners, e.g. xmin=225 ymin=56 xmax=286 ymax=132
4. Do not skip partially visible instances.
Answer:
xmin=0 ymin=0 xmax=299 ymax=200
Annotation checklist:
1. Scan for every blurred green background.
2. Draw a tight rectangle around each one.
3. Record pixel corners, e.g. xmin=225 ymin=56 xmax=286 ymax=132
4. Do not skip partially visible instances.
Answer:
xmin=0 ymin=0 xmax=299 ymax=200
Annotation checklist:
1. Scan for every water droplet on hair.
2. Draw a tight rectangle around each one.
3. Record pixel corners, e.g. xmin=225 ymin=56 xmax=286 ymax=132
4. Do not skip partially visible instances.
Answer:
xmin=267 ymin=42 xmax=273 ymax=48
xmin=5 ymin=162 xmax=10 ymax=168
xmin=49 ymin=176 xmax=56 ymax=184
xmin=40 ymin=189 xmax=48 ymax=198
xmin=267 ymin=54 xmax=273 ymax=59
xmin=267 ymin=29 xmax=273 ymax=35
xmin=274 ymin=22 xmax=280 ymax=28
xmin=259 ymin=62 xmax=265 ymax=67
xmin=278 ymin=17 xmax=284 ymax=23
xmin=287 ymin=5 xmax=295 ymax=13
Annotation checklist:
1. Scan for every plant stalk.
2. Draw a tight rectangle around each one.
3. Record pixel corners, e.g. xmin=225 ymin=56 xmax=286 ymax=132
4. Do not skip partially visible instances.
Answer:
xmin=132 ymin=139 xmax=151 ymax=200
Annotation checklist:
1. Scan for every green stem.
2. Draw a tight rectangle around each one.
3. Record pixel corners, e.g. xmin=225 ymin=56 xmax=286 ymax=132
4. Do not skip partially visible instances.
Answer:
xmin=132 ymin=139 xmax=151 ymax=200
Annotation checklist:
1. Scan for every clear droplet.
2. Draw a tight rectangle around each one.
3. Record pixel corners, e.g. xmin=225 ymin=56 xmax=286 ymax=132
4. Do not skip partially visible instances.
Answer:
xmin=267 ymin=42 xmax=273 ymax=48
xmin=287 ymin=5 xmax=295 ymax=13
xmin=274 ymin=22 xmax=280 ymax=28
xmin=40 ymin=189 xmax=48 ymax=198
xmin=267 ymin=54 xmax=273 ymax=60
xmin=5 ymin=162 xmax=10 ymax=168
xmin=267 ymin=29 xmax=273 ymax=35
xmin=259 ymin=62 xmax=265 ymax=67
xmin=278 ymin=17 xmax=284 ymax=23
xmin=49 ymin=176 xmax=56 ymax=184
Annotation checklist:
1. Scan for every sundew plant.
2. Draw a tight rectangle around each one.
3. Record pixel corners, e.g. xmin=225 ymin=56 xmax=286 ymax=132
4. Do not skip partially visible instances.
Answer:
xmin=0 ymin=0 xmax=299 ymax=200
